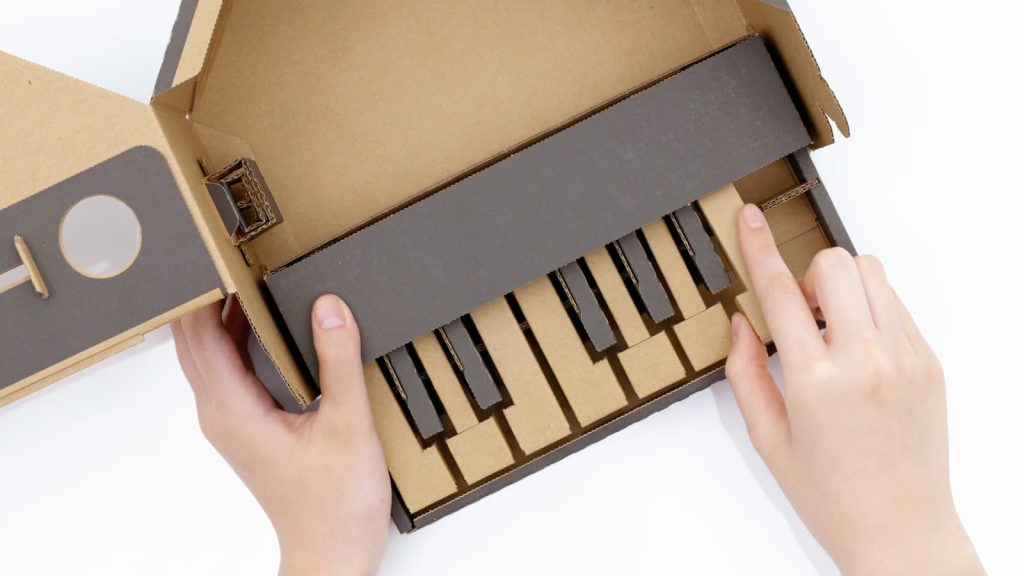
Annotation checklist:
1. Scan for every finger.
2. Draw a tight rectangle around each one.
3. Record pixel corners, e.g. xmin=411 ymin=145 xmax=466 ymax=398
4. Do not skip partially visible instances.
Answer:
xmin=180 ymin=301 xmax=277 ymax=415
xmin=725 ymin=313 xmax=790 ymax=466
xmin=892 ymin=291 xmax=938 ymax=362
xmin=737 ymin=204 xmax=825 ymax=361
xmin=171 ymin=319 xmax=206 ymax=400
xmin=854 ymin=255 xmax=904 ymax=338
xmin=310 ymin=295 xmax=374 ymax=427
xmin=800 ymin=248 xmax=876 ymax=346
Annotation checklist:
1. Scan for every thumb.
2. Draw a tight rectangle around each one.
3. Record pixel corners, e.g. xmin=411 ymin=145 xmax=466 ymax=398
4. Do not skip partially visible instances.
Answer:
xmin=725 ymin=312 xmax=790 ymax=467
xmin=311 ymin=294 xmax=374 ymax=425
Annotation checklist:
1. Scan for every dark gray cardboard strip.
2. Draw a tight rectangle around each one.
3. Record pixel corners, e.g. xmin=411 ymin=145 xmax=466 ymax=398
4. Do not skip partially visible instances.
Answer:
xmin=672 ymin=206 xmax=732 ymax=294
xmin=153 ymin=0 xmax=200 ymax=96
xmin=266 ymin=37 xmax=811 ymax=379
xmin=558 ymin=262 xmax=617 ymax=352
xmin=442 ymin=319 xmax=503 ymax=411
xmin=0 ymin=147 xmax=222 ymax=391
xmin=790 ymin=149 xmax=856 ymax=254
xmin=386 ymin=347 xmax=445 ymax=440
xmin=248 ymin=328 xmax=305 ymax=413
xmin=617 ymin=233 xmax=675 ymax=323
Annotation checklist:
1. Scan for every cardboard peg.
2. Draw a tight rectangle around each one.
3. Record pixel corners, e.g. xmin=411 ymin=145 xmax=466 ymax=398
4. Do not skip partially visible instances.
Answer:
xmin=13 ymin=236 xmax=49 ymax=300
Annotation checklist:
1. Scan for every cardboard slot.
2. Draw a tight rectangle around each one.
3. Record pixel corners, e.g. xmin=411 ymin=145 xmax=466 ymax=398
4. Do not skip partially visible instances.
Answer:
xmin=384 ymin=348 xmax=445 ymax=441
xmin=0 ymin=265 xmax=29 ymax=294
xmin=583 ymin=247 xmax=650 ymax=348
xmin=734 ymin=157 xmax=800 ymax=205
xmin=556 ymin=262 xmax=618 ymax=353
xmin=672 ymin=303 xmax=733 ymax=372
xmin=470 ymin=297 xmax=572 ymax=456
xmin=764 ymin=194 xmax=820 ymax=246
xmin=697 ymin=184 xmax=752 ymax=291
xmin=513 ymin=277 xmax=628 ymax=428
xmin=412 ymin=333 xmax=480 ymax=435
xmin=618 ymin=333 xmax=689 ymax=400
xmin=672 ymin=205 xmax=732 ymax=294
xmin=365 ymin=363 xmax=458 ymax=514
xmin=641 ymin=219 xmax=707 ymax=320
xmin=445 ymin=418 xmax=517 ymax=486
xmin=264 ymin=37 xmax=811 ymax=370
xmin=616 ymin=232 xmax=676 ymax=323
xmin=440 ymin=319 xmax=504 ymax=411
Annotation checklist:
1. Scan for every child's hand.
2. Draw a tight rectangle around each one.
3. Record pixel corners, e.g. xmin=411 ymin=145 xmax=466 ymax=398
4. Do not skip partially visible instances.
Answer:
xmin=726 ymin=205 xmax=984 ymax=575
xmin=172 ymin=295 xmax=390 ymax=576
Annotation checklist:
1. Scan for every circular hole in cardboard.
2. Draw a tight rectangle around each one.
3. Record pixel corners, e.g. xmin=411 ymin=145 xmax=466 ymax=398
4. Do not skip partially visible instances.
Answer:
xmin=60 ymin=195 xmax=142 ymax=279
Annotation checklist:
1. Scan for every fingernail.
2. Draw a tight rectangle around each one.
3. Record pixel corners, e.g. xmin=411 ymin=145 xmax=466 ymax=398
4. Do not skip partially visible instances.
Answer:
xmin=314 ymin=295 xmax=349 ymax=330
xmin=741 ymin=204 xmax=766 ymax=230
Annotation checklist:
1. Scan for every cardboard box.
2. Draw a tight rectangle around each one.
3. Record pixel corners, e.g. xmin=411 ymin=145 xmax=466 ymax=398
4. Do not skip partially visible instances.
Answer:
xmin=0 ymin=0 xmax=853 ymax=532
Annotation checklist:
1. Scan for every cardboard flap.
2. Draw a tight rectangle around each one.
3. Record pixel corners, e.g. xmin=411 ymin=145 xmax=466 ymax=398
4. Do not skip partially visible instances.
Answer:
xmin=153 ymin=0 xmax=223 ymax=98
xmin=0 ymin=53 xmax=226 ymax=407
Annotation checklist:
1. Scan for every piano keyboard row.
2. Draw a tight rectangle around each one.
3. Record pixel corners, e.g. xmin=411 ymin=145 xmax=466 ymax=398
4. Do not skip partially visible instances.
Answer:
xmin=368 ymin=177 xmax=831 ymax=514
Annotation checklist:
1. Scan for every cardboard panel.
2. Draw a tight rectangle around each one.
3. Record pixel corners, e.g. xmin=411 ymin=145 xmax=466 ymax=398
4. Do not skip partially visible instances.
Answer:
xmin=617 ymin=232 xmax=676 ymax=323
xmin=514 ymin=278 xmax=628 ymax=428
xmin=641 ymin=219 xmax=707 ymax=319
xmin=412 ymin=333 xmax=479 ymax=434
xmin=673 ymin=304 xmax=734 ymax=372
xmin=779 ymin=226 xmax=830 ymax=278
xmin=267 ymin=37 xmax=812 ymax=373
xmin=619 ymin=334 xmax=688 ymax=399
xmin=0 ymin=148 xmax=223 ymax=395
xmin=446 ymin=419 xmax=516 ymax=486
xmin=365 ymin=363 xmax=458 ymax=514
xmin=698 ymin=184 xmax=752 ymax=290
xmin=584 ymin=247 xmax=649 ymax=347
xmin=470 ymin=298 xmax=572 ymax=455
xmin=191 ymin=0 xmax=719 ymax=269
xmin=557 ymin=262 xmax=617 ymax=352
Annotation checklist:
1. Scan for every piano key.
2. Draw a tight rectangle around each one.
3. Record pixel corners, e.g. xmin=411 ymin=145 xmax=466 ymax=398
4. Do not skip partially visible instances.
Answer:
xmin=583 ymin=247 xmax=649 ymax=347
xmin=470 ymin=297 xmax=572 ymax=455
xmin=672 ymin=303 xmax=733 ymax=372
xmin=697 ymin=184 xmax=752 ymax=289
xmin=618 ymin=332 xmax=687 ymax=399
xmin=441 ymin=319 xmax=504 ymax=411
xmin=736 ymin=292 xmax=772 ymax=343
xmin=764 ymin=194 xmax=818 ymax=246
xmin=365 ymin=363 xmax=458 ymax=513
xmin=778 ymin=226 xmax=830 ymax=278
xmin=445 ymin=418 xmax=516 ymax=485
xmin=641 ymin=219 xmax=706 ymax=319
xmin=385 ymin=347 xmax=445 ymax=441
xmin=556 ymin=262 xmax=617 ymax=352
xmin=412 ymin=332 xmax=478 ymax=434
xmin=514 ymin=277 xmax=628 ymax=427
xmin=616 ymin=232 xmax=676 ymax=323
xmin=672 ymin=204 xmax=731 ymax=294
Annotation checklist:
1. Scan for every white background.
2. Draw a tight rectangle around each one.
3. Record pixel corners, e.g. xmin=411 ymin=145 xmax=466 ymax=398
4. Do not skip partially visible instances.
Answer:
xmin=1 ymin=0 xmax=1022 ymax=574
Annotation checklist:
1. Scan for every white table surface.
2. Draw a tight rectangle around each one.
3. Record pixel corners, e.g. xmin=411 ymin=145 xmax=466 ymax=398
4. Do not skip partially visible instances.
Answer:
xmin=1 ymin=1 xmax=1021 ymax=574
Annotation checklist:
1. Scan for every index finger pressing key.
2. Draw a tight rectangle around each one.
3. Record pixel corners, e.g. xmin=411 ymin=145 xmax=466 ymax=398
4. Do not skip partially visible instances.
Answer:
xmin=736 ymin=204 xmax=826 ymax=361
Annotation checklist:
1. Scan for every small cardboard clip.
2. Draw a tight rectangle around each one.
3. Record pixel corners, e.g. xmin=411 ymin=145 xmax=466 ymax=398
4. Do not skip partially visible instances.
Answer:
xmin=13 ymin=236 xmax=49 ymax=300
xmin=204 ymin=158 xmax=283 ymax=246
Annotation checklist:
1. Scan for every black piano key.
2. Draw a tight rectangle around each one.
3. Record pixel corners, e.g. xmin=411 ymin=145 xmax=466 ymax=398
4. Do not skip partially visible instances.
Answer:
xmin=672 ymin=205 xmax=731 ymax=294
xmin=557 ymin=261 xmax=618 ymax=352
xmin=386 ymin=347 xmax=445 ymax=441
xmin=442 ymin=319 xmax=504 ymax=410
xmin=615 ymin=232 xmax=676 ymax=323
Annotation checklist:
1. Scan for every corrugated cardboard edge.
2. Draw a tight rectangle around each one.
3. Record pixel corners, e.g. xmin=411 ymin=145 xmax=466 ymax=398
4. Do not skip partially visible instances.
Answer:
xmin=395 ymin=154 xmax=856 ymax=533
xmin=153 ymin=0 xmax=223 ymax=99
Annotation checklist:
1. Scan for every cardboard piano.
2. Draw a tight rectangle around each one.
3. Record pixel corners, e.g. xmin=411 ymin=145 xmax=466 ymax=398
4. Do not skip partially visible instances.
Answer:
xmin=0 ymin=0 xmax=853 ymax=532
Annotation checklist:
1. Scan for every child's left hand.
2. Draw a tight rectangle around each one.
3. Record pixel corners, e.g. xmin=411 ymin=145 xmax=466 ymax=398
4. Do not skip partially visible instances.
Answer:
xmin=172 ymin=294 xmax=391 ymax=576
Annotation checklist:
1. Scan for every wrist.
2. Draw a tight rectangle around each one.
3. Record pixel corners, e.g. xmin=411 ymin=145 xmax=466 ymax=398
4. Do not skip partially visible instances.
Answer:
xmin=836 ymin=512 xmax=983 ymax=576
xmin=278 ymin=537 xmax=381 ymax=576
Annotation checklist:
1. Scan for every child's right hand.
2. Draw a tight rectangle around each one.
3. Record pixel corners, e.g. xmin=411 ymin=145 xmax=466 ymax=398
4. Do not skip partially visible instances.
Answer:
xmin=726 ymin=205 xmax=984 ymax=575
